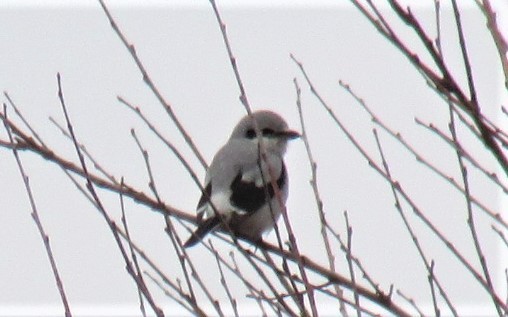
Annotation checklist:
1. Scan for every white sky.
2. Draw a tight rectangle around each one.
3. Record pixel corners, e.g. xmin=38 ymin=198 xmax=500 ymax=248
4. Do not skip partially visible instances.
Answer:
xmin=0 ymin=1 xmax=507 ymax=316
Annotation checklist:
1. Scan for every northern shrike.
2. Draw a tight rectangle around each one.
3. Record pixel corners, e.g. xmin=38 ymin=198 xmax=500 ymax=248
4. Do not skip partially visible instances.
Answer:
xmin=183 ymin=110 xmax=299 ymax=248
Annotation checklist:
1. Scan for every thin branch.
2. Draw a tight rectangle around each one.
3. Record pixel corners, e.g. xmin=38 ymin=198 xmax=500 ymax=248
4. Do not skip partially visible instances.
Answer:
xmin=324 ymin=221 xmax=383 ymax=298
xmin=208 ymin=0 xmax=252 ymax=113
xmin=434 ymin=0 xmax=442 ymax=55
xmin=293 ymin=55 xmax=506 ymax=313
xmin=31 ymin=146 xmax=203 ymax=316
xmin=210 ymin=243 xmax=239 ymax=317
xmin=351 ymin=0 xmax=508 ymax=175
xmin=2 ymin=103 xmax=72 ymax=317
xmin=396 ymin=289 xmax=426 ymax=317
xmin=428 ymin=260 xmax=440 ymax=317
xmin=207 ymin=1 xmax=297 ymax=282
xmin=450 ymin=0 xmax=478 ymax=107
xmin=294 ymin=77 xmax=349 ymax=315
xmin=415 ymin=118 xmax=507 ymax=228
xmin=1 ymin=83 xmax=415 ymax=316
xmin=56 ymin=73 xmax=165 ymax=317
xmin=120 ymin=178 xmax=148 ymax=317
xmin=416 ymin=116 xmax=508 ymax=195
xmin=130 ymin=128 xmax=162 ymax=203
xmin=344 ymin=211 xmax=361 ymax=317
xmin=372 ymin=129 xmax=457 ymax=317
xmin=164 ymin=216 xmax=221 ymax=316
xmin=144 ymin=272 xmax=194 ymax=315
xmin=97 ymin=0 xmax=207 ymax=169
xmin=338 ymin=78 xmax=506 ymax=228
xmin=263 ymin=248 xmax=310 ymax=316
xmin=491 ymin=225 xmax=508 ymax=249
xmin=207 ymin=9 xmax=318 ymax=315
xmin=0 ymin=107 xmax=193 ymax=222
xmin=476 ymin=0 xmax=508 ymax=89
xmin=49 ymin=116 xmax=118 ymax=184
xmin=4 ymin=92 xmax=45 ymax=146
xmin=236 ymin=246 xmax=301 ymax=316
xmin=449 ymin=104 xmax=502 ymax=316
xmin=118 ymin=97 xmax=204 ymax=207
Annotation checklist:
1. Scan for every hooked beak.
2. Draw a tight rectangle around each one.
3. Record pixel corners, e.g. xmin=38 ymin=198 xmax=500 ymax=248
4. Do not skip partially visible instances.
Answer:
xmin=279 ymin=129 xmax=300 ymax=140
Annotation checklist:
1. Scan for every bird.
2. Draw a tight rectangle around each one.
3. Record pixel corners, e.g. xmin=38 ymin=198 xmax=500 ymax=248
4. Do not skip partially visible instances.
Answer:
xmin=183 ymin=110 xmax=299 ymax=248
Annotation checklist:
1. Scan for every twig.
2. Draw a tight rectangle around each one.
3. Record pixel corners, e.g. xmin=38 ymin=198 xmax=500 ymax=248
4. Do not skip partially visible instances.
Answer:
xmin=119 ymin=178 xmax=147 ymax=317
xmin=164 ymin=216 xmax=222 ymax=317
xmin=324 ymin=221 xmax=386 ymax=300
xmin=207 ymin=4 xmax=301 ymax=302
xmin=144 ymin=272 xmax=194 ymax=315
xmin=491 ymin=225 xmax=508 ymax=249
xmin=294 ymin=55 xmax=494 ymax=314
xmin=130 ymin=128 xmax=162 ymax=203
xmin=372 ymin=128 xmax=458 ymax=316
xmin=2 ymin=103 xmax=72 ymax=317
xmin=4 ymin=92 xmax=45 ymax=146
xmin=343 ymin=212 xmax=361 ymax=317
xmin=97 ymin=0 xmax=207 ymax=169
xmin=229 ymin=252 xmax=271 ymax=316
xmin=451 ymin=0 xmax=478 ymax=107
xmin=1 ymin=87 xmax=415 ymax=316
xmin=416 ymin=116 xmax=508 ymax=195
xmin=208 ymin=0 xmax=252 ymax=113
xmin=396 ymin=289 xmax=426 ymax=317
xmin=209 ymin=4 xmax=316 ymax=314
xmin=206 ymin=0 xmax=294 ymax=263
xmin=434 ymin=0 xmax=442 ymax=55
xmin=293 ymin=57 xmax=411 ymax=316
xmin=56 ymin=73 xmax=165 ymax=317
xmin=237 ymin=247 xmax=300 ymax=316
xmin=118 ymin=97 xmax=204 ymax=205
xmin=338 ymin=78 xmax=507 ymax=228
xmin=49 ymin=116 xmax=118 ymax=184
xmin=428 ymin=260 xmax=440 ymax=317
xmin=416 ymin=118 xmax=507 ymax=228
xmin=448 ymin=103 xmax=502 ymax=316
xmin=261 ymin=249 xmax=308 ymax=315
xmin=351 ymin=0 xmax=508 ymax=175
xmin=294 ymin=77 xmax=349 ymax=315
xmin=19 ymin=144 xmax=203 ymax=316
xmin=476 ymin=0 xmax=508 ymax=89
xmin=211 ymin=242 xmax=239 ymax=317
xmin=0 ymin=107 xmax=193 ymax=222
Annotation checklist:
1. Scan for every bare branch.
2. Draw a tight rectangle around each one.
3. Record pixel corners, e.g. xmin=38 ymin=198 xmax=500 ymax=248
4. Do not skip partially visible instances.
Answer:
xmin=448 ymin=103 xmax=501 ymax=315
xmin=208 ymin=0 xmax=252 ymax=113
xmin=372 ymin=128 xmax=457 ymax=316
xmin=210 ymin=243 xmax=239 ymax=317
xmin=2 ymin=103 xmax=72 ymax=317
xmin=49 ymin=116 xmax=118 ymax=184
xmin=476 ymin=0 xmax=508 ymax=89
xmin=343 ymin=211 xmax=361 ymax=317
xmin=56 ymin=73 xmax=165 ymax=317
xmin=97 ymin=0 xmax=207 ymax=169
xmin=428 ymin=261 xmax=440 ymax=317
xmin=294 ymin=77 xmax=349 ymax=315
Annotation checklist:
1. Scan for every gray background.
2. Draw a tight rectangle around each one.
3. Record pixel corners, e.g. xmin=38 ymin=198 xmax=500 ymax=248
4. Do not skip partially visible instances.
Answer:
xmin=0 ymin=1 xmax=507 ymax=315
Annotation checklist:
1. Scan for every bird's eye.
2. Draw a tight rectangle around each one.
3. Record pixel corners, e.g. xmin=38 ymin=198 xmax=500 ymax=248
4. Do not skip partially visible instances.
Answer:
xmin=245 ymin=129 xmax=256 ymax=139
xmin=262 ymin=128 xmax=275 ymax=136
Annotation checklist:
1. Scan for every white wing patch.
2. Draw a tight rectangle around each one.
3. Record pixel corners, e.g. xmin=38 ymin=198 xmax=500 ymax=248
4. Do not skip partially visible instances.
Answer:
xmin=204 ymin=191 xmax=249 ymax=218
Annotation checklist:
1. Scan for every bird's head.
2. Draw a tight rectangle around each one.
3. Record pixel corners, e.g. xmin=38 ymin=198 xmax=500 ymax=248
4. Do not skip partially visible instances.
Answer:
xmin=230 ymin=110 xmax=300 ymax=156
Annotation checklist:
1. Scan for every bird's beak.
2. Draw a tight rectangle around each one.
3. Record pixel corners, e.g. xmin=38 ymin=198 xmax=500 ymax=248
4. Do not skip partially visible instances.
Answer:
xmin=280 ymin=130 xmax=300 ymax=140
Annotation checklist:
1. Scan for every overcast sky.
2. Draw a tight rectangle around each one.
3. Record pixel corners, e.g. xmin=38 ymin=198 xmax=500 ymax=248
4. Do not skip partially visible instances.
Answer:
xmin=0 ymin=1 xmax=507 ymax=316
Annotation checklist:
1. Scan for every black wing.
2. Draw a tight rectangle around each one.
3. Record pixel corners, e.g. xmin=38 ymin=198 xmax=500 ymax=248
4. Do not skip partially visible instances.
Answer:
xmin=229 ymin=162 xmax=286 ymax=214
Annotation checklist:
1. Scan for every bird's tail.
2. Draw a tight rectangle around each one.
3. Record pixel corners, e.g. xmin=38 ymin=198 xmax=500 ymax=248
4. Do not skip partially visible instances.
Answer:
xmin=183 ymin=216 xmax=221 ymax=248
